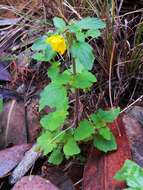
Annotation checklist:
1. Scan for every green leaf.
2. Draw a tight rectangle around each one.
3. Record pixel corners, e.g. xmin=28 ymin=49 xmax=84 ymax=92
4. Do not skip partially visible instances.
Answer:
xmin=63 ymin=138 xmax=80 ymax=156
xmin=48 ymin=148 xmax=63 ymax=165
xmin=32 ymin=46 xmax=56 ymax=62
xmin=114 ymin=160 xmax=143 ymax=189
xmin=39 ymin=83 xmax=68 ymax=111
xmin=90 ymin=107 xmax=120 ymax=130
xmin=86 ymin=29 xmax=101 ymax=38
xmin=68 ymin=23 xmax=80 ymax=33
xmin=93 ymin=133 xmax=117 ymax=153
xmin=54 ymin=131 xmax=73 ymax=144
xmin=40 ymin=110 xmax=68 ymax=131
xmin=98 ymin=107 xmax=120 ymax=123
xmin=74 ymin=63 xmax=84 ymax=73
xmin=47 ymin=62 xmax=60 ymax=79
xmin=99 ymin=127 xmax=112 ymax=140
xmin=48 ymin=63 xmax=71 ymax=85
xmin=73 ymin=17 xmax=106 ymax=30
xmin=32 ymin=52 xmax=45 ymax=61
xmin=76 ymin=31 xmax=86 ymax=42
xmin=54 ymin=71 xmax=71 ymax=85
xmin=44 ymin=47 xmax=56 ymax=61
xmin=90 ymin=113 xmax=106 ymax=129
xmin=71 ymin=42 xmax=95 ymax=70
xmin=74 ymin=120 xmax=94 ymax=141
xmin=37 ymin=131 xmax=57 ymax=155
xmin=53 ymin=17 xmax=66 ymax=31
xmin=0 ymin=98 xmax=3 ymax=112
xmin=71 ymin=70 xmax=97 ymax=89
xmin=31 ymin=37 xmax=47 ymax=51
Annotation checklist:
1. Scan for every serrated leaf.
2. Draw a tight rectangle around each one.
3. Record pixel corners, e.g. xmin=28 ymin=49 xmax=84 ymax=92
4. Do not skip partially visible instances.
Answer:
xmin=0 ymin=98 xmax=3 ymax=112
xmin=68 ymin=23 xmax=80 ymax=33
xmin=40 ymin=110 xmax=68 ymax=131
xmin=32 ymin=46 xmax=56 ymax=62
xmin=32 ymin=52 xmax=45 ymax=61
xmin=90 ymin=113 xmax=106 ymax=129
xmin=55 ymin=71 xmax=71 ymax=85
xmin=98 ymin=107 xmax=120 ymax=123
xmin=54 ymin=131 xmax=73 ymax=144
xmin=93 ymin=133 xmax=117 ymax=153
xmin=37 ymin=131 xmax=57 ymax=155
xmin=63 ymin=138 xmax=80 ymax=156
xmin=39 ymin=83 xmax=68 ymax=111
xmin=47 ymin=62 xmax=60 ymax=79
xmin=86 ymin=29 xmax=101 ymax=38
xmin=114 ymin=160 xmax=143 ymax=189
xmin=53 ymin=17 xmax=66 ymax=31
xmin=48 ymin=63 xmax=71 ymax=85
xmin=74 ymin=120 xmax=94 ymax=141
xmin=71 ymin=42 xmax=95 ymax=70
xmin=48 ymin=148 xmax=63 ymax=165
xmin=31 ymin=37 xmax=47 ymax=51
xmin=76 ymin=31 xmax=86 ymax=42
xmin=99 ymin=127 xmax=112 ymax=140
xmin=90 ymin=107 xmax=120 ymax=126
xmin=71 ymin=70 xmax=97 ymax=89
xmin=73 ymin=17 xmax=106 ymax=30
xmin=44 ymin=47 xmax=57 ymax=61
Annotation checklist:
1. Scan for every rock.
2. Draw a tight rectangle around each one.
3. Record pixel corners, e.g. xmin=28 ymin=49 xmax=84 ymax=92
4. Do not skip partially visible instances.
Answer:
xmin=123 ymin=114 xmax=143 ymax=167
xmin=83 ymin=117 xmax=131 ymax=190
xmin=126 ymin=106 xmax=143 ymax=126
xmin=41 ymin=166 xmax=75 ymax=190
xmin=12 ymin=175 xmax=59 ymax=190
xmin=0 ymin=99 xmax=40 ymax=149
xmin=9 ymin=144 xmax=41 ymax=184
xmin=0 ymin=144 xmax=31 ymax=178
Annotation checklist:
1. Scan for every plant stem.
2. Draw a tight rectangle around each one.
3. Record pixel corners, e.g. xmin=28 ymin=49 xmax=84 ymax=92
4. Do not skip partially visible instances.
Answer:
xmin=73 ymin=59 xmax=79 ymax=127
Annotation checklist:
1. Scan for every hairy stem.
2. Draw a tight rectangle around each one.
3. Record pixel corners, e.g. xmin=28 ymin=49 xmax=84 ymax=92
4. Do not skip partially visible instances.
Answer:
xmin=73 ymin=59 xmax=79 ymax=127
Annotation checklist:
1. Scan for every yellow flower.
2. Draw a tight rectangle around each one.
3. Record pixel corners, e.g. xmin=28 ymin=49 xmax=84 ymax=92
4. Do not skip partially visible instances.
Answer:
xmin=45 ymin=34 xmax=67 ymax=55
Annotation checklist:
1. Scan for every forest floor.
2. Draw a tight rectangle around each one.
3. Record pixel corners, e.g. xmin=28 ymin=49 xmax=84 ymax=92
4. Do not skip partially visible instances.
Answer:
xmin=0 ymin=1 xmax=143 ymax=189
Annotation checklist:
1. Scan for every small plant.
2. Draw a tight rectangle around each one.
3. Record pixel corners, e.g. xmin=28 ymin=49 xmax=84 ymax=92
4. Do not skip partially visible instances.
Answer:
xmin=114 ymin=159 xmax=143 ymax=190
xmin=32 ymin=16 xmax=120 ymax=165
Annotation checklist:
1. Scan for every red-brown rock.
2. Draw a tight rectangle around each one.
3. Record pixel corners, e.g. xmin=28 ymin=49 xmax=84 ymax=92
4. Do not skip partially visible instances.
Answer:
xmin=12 ymin=175 xmax=59 ymax=190
xmin=83 ymin=116 xmax=131 ymax=190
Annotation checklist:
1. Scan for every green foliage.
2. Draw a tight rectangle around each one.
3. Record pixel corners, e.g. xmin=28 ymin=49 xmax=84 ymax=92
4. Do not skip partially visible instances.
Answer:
xmin=31 ymin=37 xmax=48 ymax=51
xmin=53 ymin=17 xmax=66 ymax=32
xmin=48 ymin=148 xmax=64 ymax=165
xmin=32 ymin=16 xmax=120 ymax=165
xmin=97 ymin=108 xmax=120 ymax=122
xmin=99 ymin=127 xmax=112 ymax=140
xmin=47 ymin=62 xmax=72 ymax=85
xmin=39 ymin=83 xmax=68 ymax=111
xmin=74 ymin=120 xmax=94 ymax=141
xmin=93 ymin=134 xmax=117 ymax=152
xmin=71 ymin=71 xmax=97 ymax=89
xmin=114 ymin=160 xmax=143 ymax=190
xmin=0 ymin=98 xmax=3 ymax=112
xmin=32 ymin=38 xmax=56 ymax=62
xmin=85 ymin=29 xmax=101 ymax=38
xmin=63 ymin=138 xmax=80 ymax=156
xmin=72 ymin=17 xmax=106 ymax=30
xmin=71 ymin=42 xmax=95 ymax=70
xmin=90 ymin=107 xmax=120 ymax=126
xmin=37 ymin=131 xmax=57 ymax=155
xmin=33 ymin=49 xmax=56 ymax=62
xmin=40 ymin=110 xmax=68 ymax=131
